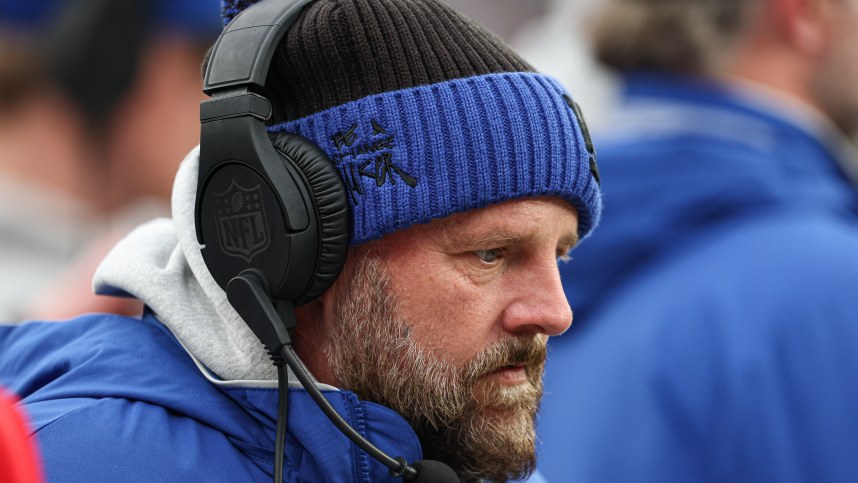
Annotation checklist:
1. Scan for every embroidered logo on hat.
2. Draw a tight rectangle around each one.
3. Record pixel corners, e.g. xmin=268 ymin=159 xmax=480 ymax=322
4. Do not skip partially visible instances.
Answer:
xmin=256 ymin=0 xmax=604 ymax=244
xmin=331 ymin=119 xmax=419 ymax=205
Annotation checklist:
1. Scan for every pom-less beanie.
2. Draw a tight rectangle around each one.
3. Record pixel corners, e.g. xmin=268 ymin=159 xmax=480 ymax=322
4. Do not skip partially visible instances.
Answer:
xmin=221 ymin=0 xmax=602 ymax=244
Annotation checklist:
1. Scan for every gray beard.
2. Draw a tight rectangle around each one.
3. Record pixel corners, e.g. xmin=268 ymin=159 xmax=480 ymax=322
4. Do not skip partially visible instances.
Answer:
xmin=324 ymin=250 xmax=546 ymax=482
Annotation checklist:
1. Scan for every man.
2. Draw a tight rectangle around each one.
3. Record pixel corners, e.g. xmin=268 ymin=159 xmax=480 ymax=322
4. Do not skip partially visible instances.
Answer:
xmin=538 ymin=0 xmax=858 ymax=481
xmin=0 ymin=0 xmax=602 ymax=481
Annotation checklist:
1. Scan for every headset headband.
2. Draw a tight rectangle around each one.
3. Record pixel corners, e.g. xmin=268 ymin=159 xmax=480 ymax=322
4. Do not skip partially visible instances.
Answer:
xmin=203 ymin=0 xmax=315 ymax=95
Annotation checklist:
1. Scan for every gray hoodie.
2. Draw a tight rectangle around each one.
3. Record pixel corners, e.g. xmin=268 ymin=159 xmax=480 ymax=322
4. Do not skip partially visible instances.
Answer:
xmin=94 ymin=147 xmax=281 ymax=383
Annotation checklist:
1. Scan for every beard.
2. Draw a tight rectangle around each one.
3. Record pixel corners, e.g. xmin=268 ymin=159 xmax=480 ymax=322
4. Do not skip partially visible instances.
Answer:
xmin=324 ymin=250 xmax=547 ymax=482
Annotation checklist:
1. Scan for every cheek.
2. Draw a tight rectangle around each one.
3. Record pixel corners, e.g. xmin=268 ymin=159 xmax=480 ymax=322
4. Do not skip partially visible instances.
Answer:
xmin=386 ymin=259 xmax=503 ymax=365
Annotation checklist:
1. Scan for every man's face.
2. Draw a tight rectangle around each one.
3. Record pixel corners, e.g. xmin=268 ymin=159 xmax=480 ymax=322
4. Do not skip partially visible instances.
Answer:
xmin=812 ymin=0 xmax=858 ymax=139
xmin=322 ymin=197 xmax=578 ymax=482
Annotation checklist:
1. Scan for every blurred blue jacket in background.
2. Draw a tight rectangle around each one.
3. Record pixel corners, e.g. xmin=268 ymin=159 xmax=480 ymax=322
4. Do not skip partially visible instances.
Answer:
xmin=538 ymin=72 xmax=858 ymax=482
xmin=0 ymin=0 xmax=221 ymax=37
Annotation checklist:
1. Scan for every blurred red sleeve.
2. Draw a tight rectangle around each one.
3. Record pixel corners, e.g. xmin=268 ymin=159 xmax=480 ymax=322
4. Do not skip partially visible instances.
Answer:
xmin=0 ymin=389 xmax=44 ymax=483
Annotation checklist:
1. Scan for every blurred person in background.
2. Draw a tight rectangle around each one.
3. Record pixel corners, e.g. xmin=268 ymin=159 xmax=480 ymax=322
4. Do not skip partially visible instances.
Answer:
xmin=445 ymin=0 xmax=619 ymax=128
xmin=507 ymin=0 xmax=619 ymax=129
xmin=538 ymin=0 xmax=858 ymax=481
xmin=0 ymin=0 xmax=220 ymax=321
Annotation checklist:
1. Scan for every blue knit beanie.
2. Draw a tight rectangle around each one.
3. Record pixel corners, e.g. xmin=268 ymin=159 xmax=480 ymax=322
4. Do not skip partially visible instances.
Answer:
xmin=223 ymin=0 xmax=602 ymax=245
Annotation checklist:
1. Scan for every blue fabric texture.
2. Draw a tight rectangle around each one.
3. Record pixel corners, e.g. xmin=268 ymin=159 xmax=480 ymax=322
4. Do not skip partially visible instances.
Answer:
xmin=0 ymin=0 xmax=221 ymax=36
xmin=0 ymin=313 xmax=422 ymax=482
xmin=157 ymin=0 xmax=222 ymax=38
xmin=536 ymin=73 xmax=858 ymax=482
xmin=221 ymin=0 xmax=254 ymax=25
xmin=0 ymin=0 xmax=65 ymax=27
xmin=268 ymin=72 xmax=602 ymax=244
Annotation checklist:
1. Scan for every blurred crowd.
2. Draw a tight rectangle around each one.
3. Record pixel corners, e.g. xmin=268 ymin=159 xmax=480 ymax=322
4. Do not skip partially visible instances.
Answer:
xmin=0 ymin=0 xmax=220 ymax=321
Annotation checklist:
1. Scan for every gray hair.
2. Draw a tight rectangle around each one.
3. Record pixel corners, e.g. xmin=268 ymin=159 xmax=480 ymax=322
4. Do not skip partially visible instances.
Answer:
xmin=591 ymin=0 xmax=755 ymax=74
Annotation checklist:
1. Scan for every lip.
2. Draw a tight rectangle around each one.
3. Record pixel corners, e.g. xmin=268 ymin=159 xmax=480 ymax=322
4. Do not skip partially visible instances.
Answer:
xmin=486 ymin=365 xmax=528 ymax=385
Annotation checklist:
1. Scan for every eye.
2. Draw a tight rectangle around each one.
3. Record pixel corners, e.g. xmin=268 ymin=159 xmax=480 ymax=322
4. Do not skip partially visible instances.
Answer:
xmin=474 ymin=248 xmax=502 ymax=264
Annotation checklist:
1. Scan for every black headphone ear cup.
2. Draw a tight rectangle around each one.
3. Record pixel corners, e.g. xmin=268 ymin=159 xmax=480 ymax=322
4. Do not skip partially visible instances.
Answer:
xmin=269 ymin=132 xmax=350 ymax=304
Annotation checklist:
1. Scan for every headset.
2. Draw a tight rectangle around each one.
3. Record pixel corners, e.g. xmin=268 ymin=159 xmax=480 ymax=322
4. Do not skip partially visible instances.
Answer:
xmin=195 ymin=0 xmax=457 ymax=481
xmin=196 ymin=0 xmax=349 ymax=307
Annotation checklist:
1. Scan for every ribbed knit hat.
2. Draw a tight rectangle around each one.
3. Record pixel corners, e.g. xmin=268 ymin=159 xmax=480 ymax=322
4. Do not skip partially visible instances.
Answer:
xmin=221 ymin=0 xmax=602 ymax=245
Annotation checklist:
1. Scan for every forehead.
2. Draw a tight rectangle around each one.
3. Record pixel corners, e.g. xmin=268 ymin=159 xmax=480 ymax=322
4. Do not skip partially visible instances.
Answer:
xmin=381 ymin=197 xmax=580 ymax=249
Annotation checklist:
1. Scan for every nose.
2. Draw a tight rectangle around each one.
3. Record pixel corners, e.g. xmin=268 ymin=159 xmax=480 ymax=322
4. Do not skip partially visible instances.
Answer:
xmin=501 ymin=256 xmax=573 ymax=337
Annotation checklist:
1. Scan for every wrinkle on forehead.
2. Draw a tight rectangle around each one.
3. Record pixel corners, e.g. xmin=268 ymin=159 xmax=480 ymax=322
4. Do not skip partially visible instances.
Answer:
xmin=432 ymin=197 xmax=580 ymax=249
xmin=369 ymin=197 xmax=579 ymax=261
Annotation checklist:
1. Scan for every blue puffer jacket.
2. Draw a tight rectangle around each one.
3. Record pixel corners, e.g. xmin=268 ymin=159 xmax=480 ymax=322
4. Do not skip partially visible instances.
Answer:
xmin=0 ymin=312 xmax=422 ymax=482
xmin=537 ymin=73 xmax=858 ymax=482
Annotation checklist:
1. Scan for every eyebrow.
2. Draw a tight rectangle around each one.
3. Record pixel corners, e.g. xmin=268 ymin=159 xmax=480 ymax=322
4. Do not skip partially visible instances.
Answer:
xmin=464 ymin=229 xmax=529 ymax=248
xmin=559 ymin=232 xmax=580 ymax=251
xmin=448 ymin=226 xmax=579 ymax=250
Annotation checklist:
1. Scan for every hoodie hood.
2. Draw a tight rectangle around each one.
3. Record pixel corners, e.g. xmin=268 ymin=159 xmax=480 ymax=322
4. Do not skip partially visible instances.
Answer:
xmin=94 ymin=147 xmax=277 ymax=382
xmin=563 ymin=73 xmax=858 ymax=323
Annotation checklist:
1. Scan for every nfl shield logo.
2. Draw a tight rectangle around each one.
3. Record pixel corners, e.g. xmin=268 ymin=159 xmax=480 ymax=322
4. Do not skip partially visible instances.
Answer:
xmin=213 ymin=182 xmax=270 ymax=262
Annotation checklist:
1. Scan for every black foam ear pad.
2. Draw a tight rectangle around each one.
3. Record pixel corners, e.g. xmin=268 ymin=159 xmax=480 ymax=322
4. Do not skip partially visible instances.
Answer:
xmin=269 ymin=132 xmax=350 ymax=304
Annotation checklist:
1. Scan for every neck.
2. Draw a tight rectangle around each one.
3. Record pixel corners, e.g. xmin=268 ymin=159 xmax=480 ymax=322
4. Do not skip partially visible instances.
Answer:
xmin=293 ymin=301 xmax=339 ymax=386
xmin=723 ymin=37 xmax=820 ymax=112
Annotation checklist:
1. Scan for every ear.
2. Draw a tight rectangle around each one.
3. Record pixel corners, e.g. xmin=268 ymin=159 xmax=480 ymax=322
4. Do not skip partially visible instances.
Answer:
xmin=292 ymin=244 xmax=368 ymax=386
xmin=769 ymin=0 xmax=834 ymax=57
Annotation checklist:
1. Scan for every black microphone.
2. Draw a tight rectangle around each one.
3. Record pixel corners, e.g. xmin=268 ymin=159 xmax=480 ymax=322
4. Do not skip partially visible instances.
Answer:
xmin=227 ymin=271 xmax=460 ymax=482
xmin=406 ymin=460 xmax=460 ymax=482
